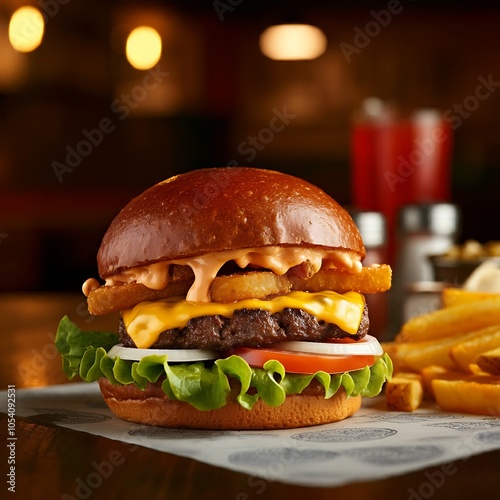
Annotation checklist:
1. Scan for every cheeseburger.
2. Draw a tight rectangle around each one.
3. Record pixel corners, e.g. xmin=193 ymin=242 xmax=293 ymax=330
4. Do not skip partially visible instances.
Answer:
xmin=56 ymin=167 xmax=392 ymax=429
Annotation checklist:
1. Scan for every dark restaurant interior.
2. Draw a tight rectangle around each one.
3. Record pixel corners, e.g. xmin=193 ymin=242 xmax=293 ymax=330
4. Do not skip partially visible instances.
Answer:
xmin=1 ymin=0 xmax=500 ymax=301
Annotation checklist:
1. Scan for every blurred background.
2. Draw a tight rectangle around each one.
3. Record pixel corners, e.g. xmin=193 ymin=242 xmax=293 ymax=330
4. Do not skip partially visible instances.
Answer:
xmin=1 ymin=0 xmax=500 ymax=294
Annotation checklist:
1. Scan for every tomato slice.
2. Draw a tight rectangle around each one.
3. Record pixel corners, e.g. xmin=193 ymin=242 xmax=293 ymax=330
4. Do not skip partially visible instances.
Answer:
xmin=230 ymin=347 xmax=376 ymax=374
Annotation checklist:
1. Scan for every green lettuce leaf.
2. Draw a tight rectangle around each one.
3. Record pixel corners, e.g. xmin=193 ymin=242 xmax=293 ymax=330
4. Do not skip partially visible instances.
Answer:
xmin=55 ymin=317 xmax=393 ymax=411
xmin=55 ymin=316 xmax=119 ymax=380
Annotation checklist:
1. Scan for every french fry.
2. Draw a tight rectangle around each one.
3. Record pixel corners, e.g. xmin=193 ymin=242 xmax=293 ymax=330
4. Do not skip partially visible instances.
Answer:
xmin=441 ymin=288 xmax=498 ymax=308
xmin=450 ymin=326 xmax=500 ymax=372
xmin=420 ymin=366 xmax=473 ymax=398
xmin=385 ymin=375 xmax=424 ymax=412
xmin=390 ymin=372 xmax=423 ymax=380
xmin=381 ymin=342 xmax=436 ymax=374
xmin=382 ymin=339 xmax=452 ymax=375
xmin=432 ymin=378 xmax=500 ymax=416
xmin=476 ymin=347 xmax=500 ymax=375
xmin=396 ymin=337 xmax=460 ymax=372
xmin=385 ymin=280 xmax=500 ymax=416
xmin=468 ymin=363 xmax=491 ymax=375
xmin=396 ymin=296 xmax=500 ymax=343
xmin=389 ymin=326 xmax=500 ymax=374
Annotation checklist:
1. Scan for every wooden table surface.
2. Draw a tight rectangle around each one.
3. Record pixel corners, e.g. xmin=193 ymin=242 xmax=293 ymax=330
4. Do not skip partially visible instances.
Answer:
xmin=1 ymin=292 xmax=499 ymax=500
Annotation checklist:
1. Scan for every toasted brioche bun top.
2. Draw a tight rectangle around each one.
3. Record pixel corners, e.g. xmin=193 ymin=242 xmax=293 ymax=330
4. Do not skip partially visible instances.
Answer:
xmin=97 ymin=167 xmax=365 ymax=278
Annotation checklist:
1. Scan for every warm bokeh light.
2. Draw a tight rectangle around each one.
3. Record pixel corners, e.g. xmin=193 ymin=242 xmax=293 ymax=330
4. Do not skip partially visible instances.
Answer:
xmin=126 ymin=26 xmax=162 ymax=70
xmin=8 ymin=6 xmax=45 ymax=53
xmin=259 ymin=24 xmax=327 ymax=61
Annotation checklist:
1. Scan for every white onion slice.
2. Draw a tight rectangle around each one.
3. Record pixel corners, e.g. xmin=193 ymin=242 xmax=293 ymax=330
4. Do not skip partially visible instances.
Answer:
xmin=107 ymin=335 xmax=383 ymax=362
xmin=271 ymin=335 xmax=384 ymax=356
xmin=107 ymin=344 xmax=220 ymax=362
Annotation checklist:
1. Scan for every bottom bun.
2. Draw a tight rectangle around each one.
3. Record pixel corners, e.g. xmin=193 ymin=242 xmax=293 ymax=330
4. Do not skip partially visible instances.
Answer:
xmin=98 ymin=378 xmax=362 ymax=430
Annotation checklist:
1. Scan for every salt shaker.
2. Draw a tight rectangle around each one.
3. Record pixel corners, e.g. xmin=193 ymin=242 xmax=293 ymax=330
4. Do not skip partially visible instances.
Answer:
xmin=395 ymin=203 xmax=461 ymax=287
xmin=392 ymin=203 xmax=461 ymax=330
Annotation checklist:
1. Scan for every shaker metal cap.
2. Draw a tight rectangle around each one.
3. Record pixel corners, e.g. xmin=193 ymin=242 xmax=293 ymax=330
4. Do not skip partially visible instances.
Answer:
xmin=398 ymin=203 xmax=461 ymax=235
xmin=350 ymin=210 xmax=387 ymax=248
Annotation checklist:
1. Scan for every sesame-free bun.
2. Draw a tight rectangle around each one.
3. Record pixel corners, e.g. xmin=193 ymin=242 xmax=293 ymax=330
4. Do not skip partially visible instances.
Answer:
xmin=97 ymin=167 xmax=365 ymax=278
xmin=98 ymin=378 xmax=361 ymax=430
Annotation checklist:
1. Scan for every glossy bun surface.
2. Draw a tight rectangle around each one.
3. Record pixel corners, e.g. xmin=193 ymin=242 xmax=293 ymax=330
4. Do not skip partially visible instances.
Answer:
xmin=98 ymin=167 xmax=364 ymax=278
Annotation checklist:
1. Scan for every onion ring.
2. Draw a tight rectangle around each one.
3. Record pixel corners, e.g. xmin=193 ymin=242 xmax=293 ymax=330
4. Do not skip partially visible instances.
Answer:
xmin=87 ymin=264 xmax=391 ymax=316
xmin=210 ymin=271 xmax=292 ymax=303
xmin=290 ymin=264 xmax=392 ymax=294
xmin=87 ymin=280 xmax=192 ymax=316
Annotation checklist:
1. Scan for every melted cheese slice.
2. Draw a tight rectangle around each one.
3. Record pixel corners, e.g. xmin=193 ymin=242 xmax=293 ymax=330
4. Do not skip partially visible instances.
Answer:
xmin=122 ymin=290 xmax=365 ymax=349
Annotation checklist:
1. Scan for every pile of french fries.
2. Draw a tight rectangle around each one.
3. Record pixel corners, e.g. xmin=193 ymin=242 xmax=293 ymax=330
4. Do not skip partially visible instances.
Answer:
xmin=383 ymin=289 xmax=500 ymax=416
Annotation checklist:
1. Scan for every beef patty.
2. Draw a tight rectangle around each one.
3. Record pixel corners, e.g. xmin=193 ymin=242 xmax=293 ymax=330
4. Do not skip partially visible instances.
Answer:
xmin=119 ymin=305 xmax=369 ymax=351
